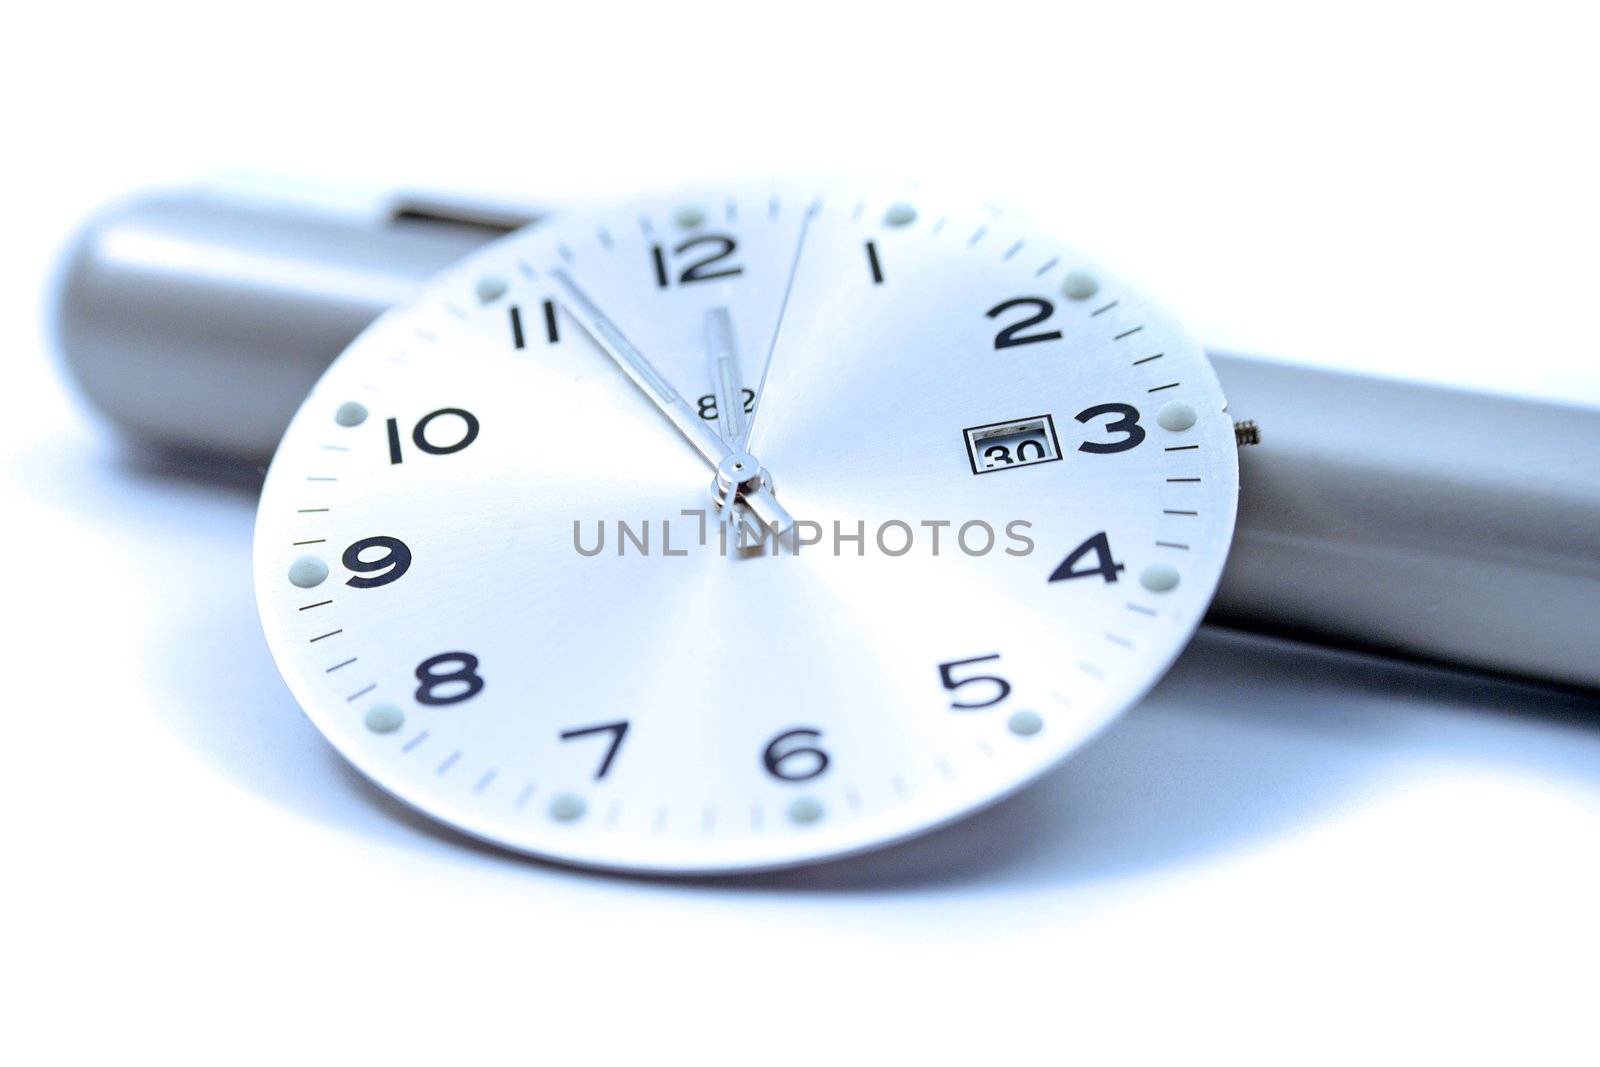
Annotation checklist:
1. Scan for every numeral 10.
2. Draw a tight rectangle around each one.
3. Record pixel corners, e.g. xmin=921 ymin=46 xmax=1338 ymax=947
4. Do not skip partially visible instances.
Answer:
xmin=386 ymin=407 xmax=481 ymax=464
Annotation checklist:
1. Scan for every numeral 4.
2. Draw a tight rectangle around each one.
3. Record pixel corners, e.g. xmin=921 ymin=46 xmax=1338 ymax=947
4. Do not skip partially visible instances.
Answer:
xmin=1048 ymin=532 xmax=1125 ymax=583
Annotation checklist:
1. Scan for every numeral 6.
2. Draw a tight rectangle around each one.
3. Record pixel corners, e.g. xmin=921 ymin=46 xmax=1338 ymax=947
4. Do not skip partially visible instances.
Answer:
xmin=762 ymin=728 xmax=830 ymax=782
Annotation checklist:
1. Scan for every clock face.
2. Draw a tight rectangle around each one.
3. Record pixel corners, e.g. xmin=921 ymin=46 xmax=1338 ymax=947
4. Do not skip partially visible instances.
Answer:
xmin=253 ymin=182 xmax=1239 ymax=873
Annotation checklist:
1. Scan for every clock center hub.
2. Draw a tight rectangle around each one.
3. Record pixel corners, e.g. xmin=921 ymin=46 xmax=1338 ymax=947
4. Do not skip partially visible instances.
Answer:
xmin=714 ymin=450 xmax=770 ymax=500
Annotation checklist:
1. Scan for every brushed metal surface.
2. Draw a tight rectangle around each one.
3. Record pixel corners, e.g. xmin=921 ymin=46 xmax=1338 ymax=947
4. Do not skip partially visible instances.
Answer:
xmin=1214 ymin=354 xmax=1600 ymax=689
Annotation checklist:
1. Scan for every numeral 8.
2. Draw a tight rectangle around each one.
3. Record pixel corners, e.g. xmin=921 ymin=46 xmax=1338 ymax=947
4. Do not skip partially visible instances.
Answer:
xmin=414 ymin=652 xmax=484 ymax=706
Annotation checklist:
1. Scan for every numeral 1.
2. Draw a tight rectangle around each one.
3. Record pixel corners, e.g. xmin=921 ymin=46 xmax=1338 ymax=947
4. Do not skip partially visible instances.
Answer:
xmin=865 ymin=240 xmax=884 ymax=284
xmin=509 ymin=305 xmax=525 ymax=349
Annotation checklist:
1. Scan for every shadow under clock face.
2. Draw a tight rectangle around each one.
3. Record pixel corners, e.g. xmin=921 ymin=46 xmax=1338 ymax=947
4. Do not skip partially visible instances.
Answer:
xmin=253 ymin=182 xmax=1239 ymax=874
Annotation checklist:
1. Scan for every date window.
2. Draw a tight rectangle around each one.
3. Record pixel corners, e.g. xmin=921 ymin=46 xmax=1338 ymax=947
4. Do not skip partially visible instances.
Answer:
xmin=964 ymin=414 xmax=1063 ymax=475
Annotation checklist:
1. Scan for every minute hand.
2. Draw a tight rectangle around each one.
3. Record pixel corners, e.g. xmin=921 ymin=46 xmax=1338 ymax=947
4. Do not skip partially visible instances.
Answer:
xmin=548 ymin=268 xmax=794 ymax=534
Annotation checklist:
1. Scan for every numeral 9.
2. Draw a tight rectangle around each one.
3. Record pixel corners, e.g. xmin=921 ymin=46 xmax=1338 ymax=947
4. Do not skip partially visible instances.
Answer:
xmin=342 ymin=535 xmax=412 ymax=588
xmin=987 ymin=297 xmax=1062 ymax=349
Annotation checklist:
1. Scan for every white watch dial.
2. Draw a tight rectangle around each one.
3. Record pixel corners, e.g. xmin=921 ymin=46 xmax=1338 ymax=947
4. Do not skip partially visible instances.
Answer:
xmin=253 ymin=182 xmax=1239 ymax=873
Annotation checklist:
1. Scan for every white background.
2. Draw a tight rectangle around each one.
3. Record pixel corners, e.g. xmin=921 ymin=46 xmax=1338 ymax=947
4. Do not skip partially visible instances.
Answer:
xmin=5 ymin=2 xmax=1598 ymax=1062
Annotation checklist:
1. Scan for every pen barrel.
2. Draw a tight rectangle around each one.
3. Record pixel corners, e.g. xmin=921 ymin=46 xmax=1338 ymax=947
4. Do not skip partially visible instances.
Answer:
xmin=52 ymin=193 xmax=1600 ymax=689
xmin=1211 ymin=354 xmax=1600 ymax=690
xmin=53 ymin=190 xmax=529 ymax=463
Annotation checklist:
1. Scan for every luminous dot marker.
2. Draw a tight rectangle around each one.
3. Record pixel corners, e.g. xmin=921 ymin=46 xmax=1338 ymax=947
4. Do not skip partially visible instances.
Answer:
xmin=334 ymin=401 xmax=368 ymax=427
xmin=1141 ymin=563 xmax=1181 ymax=593
xmin=475 ymin=276 xmax=507 ymax=303
xmin=364 ymin=704 xmax=405 ymax=734
xmin=883 ymin=203 xmax=917 ymax=227
xmin=287 ymin=555 xmax=329 ymax=588
xmin=1157 ymin=401 xmax=1197 ymax=432
xmin=674 ymin=204 xmax=707 ymax=229
xmin=788 ymin=797 xmax=824 ymax=825
xmin=1061 ymin=271 xmax=1099 ymax=300
xmin=549 ymin=793 xmax=586 ymax=822
xmin=1008 ymin=710 xmax=1044 ymax=737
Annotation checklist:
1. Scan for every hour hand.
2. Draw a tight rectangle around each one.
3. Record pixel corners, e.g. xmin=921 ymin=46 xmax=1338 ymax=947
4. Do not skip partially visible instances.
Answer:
xmin=704 ymin=306 xmax=747 ymax=446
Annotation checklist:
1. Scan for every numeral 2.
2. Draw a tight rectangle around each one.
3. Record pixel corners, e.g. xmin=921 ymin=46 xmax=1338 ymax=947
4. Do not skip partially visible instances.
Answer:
xmin=987 ymin=297 xmax=1062 ymax=349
